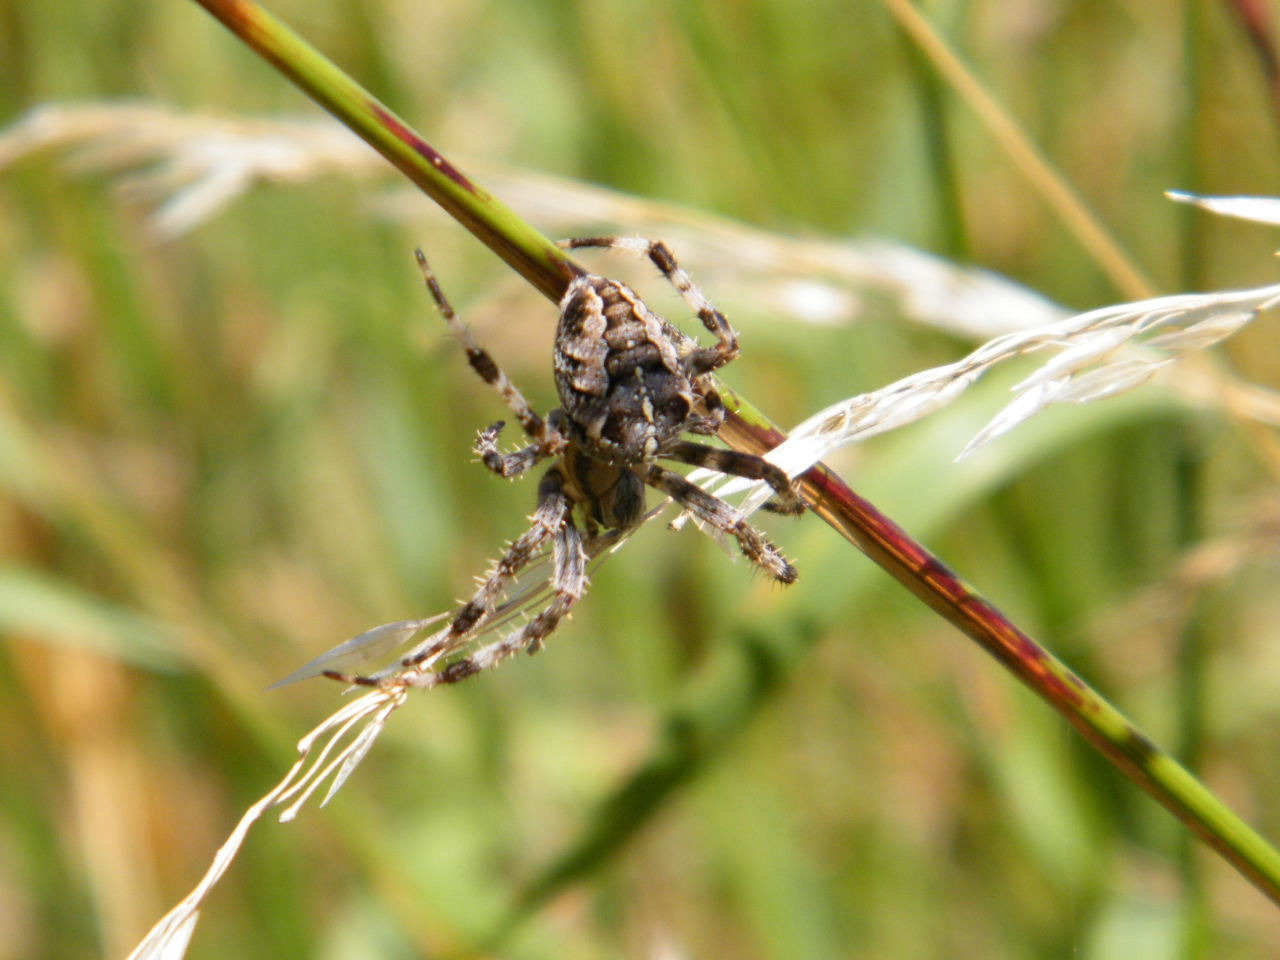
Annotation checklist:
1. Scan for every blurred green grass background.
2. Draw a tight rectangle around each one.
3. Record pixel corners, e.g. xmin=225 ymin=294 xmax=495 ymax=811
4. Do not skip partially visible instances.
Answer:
xmin=5 ymin=1 xmax=1280 ymax=957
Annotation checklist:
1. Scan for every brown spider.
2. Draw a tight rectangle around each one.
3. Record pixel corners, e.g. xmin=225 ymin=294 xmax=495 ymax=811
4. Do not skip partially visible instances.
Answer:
xmin=326 ymin=237 xmax=801 ymax=689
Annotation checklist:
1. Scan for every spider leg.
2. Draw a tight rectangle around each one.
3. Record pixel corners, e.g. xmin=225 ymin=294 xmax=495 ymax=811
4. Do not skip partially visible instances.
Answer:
xmin=684 ymin=384 xmax=727 ymax=436
xmin=638 ymin=463 xmax=797 ymax=584
xmin=351 ymin=489 xmax=587 ymax=690
xmin=474 ymin=421 xmax=548 ymax=478
xmin=415 ymin=249 xmax=565 ymax=459
xmin=424 ymin=465 xmax=573 ymax=653
xmin=663 ymin=440 xmax=806 ymax=516
xmin=523 ymin=510 xmax=588 ymax=652
xmin=325 ymin=466 xmax=573 ymax=687
xmin=559 ymin=237 xmax=739 ymax=376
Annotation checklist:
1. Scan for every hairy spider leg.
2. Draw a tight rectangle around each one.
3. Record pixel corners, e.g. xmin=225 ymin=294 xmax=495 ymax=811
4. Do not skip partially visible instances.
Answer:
xmin=422 ymin=466 xmax=573 ymax=655
xmin=638 ymin=463 xmax=797 ymax=584
xmin=472 ymin=415 xmax=567 ymax=479
xmin=325 ymin=467 xmax=576 ymax=687
xmin=559 ymin=237 xmax=739 ymax=375
xmin=415 ymin=248 xmax=565 ymax=476
xmin=345 ymin=497 xmax=587 ymax=689
xmin=683 ymin=383 xmax=728 ymax=436
xmin=399 ymin=494 xmax=586 ymax=688
xmin=474 ymin=504 xmax=587 ymax=660
xmin=663 ymin=440 xmax=806 ymax=516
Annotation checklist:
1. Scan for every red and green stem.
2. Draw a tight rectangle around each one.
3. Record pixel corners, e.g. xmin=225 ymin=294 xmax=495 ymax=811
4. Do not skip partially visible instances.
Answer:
xmin=190 ymin=0 xmax=1280 ymax=908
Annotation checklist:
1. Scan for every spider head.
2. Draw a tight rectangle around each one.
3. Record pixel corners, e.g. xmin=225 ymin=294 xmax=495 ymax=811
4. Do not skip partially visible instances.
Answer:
xmin=562 ymin=448 xmax=646 ymax=530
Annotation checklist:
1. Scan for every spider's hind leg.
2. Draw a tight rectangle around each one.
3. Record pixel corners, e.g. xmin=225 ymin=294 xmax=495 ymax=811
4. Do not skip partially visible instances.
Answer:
xmin=639 ymin=463 xmax=797 ymax=584
xmin=664 ymin=440 xmax=806 ymax=516
xmin=415 ymin=249 xmax=566 ymax=466
xmin=559 ymin=236 xmax=739 ymax=375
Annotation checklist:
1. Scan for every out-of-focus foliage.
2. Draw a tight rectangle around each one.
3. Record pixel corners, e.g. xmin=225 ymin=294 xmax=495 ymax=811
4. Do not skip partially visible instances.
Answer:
xmin=4 ymin=1 xmax=1280 ymax=958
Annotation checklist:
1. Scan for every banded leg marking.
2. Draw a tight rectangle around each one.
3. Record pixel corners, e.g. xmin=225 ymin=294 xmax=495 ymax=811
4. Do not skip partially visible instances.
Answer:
xmin=415 ymin=249 xmax=565 ymax=460
xmin=639 ymin=463 xmax=797 ymax=584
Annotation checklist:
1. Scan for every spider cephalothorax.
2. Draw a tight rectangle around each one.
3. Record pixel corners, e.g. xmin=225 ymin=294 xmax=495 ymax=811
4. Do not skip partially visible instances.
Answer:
xmin=330 ymin=237 xmax=801 ymax=688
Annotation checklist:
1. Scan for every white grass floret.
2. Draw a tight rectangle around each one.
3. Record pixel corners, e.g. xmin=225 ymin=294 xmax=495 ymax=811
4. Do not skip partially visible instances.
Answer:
xmin=126 ymin=689 xmax=404 ymax=960
xmin=2 ymin=103 xmax=1067 ymax=339
xmin=701 ymin=281 xmax=1280 ymax=515
xmin=1167 ymin=190 xmax=1280 ymax=227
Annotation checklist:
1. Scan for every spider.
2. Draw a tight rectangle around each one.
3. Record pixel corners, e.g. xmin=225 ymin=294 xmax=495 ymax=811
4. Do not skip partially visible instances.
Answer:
xmin=326 ymin=237 xmax=802 ymax=689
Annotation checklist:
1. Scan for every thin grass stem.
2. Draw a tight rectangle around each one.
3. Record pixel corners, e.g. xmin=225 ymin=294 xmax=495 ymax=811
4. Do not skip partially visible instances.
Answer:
xmin=189 ymin=0 xmax=1280 ymax=909
xmin=878 ymin=0 xmax=1155 ymax=300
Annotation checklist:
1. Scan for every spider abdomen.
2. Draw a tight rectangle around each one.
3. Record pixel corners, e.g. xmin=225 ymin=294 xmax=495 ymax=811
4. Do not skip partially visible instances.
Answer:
xmin=555 ymin=275 xmax=697 ymax=464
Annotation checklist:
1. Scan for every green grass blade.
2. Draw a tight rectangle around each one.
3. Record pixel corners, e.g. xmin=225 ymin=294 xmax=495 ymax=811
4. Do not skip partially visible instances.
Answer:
xmin=191 ymin=0 xmax=579 ymax=302
xmin=489 ymin=620 xmax=818 ymax=948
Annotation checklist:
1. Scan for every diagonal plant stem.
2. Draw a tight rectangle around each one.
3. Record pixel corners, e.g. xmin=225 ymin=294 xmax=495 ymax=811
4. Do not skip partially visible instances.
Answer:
xmin=189 ymin=0 xmax=579 ymax=301
xmin=190 ymin=0 xmax=1280 ymax=908
xmin=1223 ymin=0 xmax=1280 ymax=131
xmin=877 ymin=0 xmax=1156 ymax=301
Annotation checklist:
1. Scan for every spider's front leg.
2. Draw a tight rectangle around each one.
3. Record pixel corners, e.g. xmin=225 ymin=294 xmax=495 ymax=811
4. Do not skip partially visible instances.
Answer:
xmin=387 ymin=469 xmax=587 ymax=690
xmin=420 ymin=465 xmax=574 ymax=655
xmin=325 ymin=466 xmax=576 ymax=688
xmin=473 ymin=410 xmax=569 ymax=479
xmin=639 ymin=463 xmax=798 ymax=584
